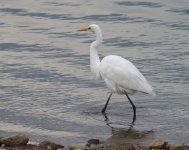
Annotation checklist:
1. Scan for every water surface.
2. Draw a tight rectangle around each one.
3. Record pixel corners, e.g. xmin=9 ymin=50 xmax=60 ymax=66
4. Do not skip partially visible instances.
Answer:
xmin=0 ymin=0 xmax=189 ymax=145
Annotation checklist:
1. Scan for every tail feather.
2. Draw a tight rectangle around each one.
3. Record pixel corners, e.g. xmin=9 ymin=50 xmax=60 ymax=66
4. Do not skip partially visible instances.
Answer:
xmin=143 ymin=82 xmax=156 ymax=96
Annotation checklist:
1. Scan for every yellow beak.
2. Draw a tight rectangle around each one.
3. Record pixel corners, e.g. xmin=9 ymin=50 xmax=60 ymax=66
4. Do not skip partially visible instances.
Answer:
xmin=77 ymin=27 xmax=90 ymax=32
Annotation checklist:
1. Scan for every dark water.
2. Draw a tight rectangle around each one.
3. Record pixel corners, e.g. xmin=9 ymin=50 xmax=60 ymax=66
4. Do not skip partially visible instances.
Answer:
xmin=0 ymin=0 xmax=189 ymax=145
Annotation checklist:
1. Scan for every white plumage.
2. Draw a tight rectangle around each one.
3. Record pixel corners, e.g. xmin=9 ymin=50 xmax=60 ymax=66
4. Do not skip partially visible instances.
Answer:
xmin=100 ymin=55 xmax=154 ymax=95
xmin=78 ymin=24 xmax=154 ymax=123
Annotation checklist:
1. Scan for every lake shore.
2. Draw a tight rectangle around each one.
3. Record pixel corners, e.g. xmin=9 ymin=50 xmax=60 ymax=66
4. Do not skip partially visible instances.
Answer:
xmin=0 ymin=134 xmax=188 ymax=150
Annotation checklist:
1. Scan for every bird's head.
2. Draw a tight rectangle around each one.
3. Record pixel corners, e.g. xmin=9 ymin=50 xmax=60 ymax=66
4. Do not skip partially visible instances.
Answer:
xmin=77 ymin=24 xmax=100 ymax=33
xmin=77 ymin=24 xmax=103 ymax=42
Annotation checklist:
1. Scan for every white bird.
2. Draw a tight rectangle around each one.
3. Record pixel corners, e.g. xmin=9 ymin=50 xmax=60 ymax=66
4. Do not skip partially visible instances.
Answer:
xmin=78 ymin=24 xmax=154 ymax=123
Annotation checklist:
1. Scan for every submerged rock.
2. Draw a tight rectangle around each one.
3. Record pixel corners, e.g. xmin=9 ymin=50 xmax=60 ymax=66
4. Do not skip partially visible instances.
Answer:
xmin=0 ymin=134 xmax=29 ymax=146
xmin=88 ymin=139 xmax=100 ymax=145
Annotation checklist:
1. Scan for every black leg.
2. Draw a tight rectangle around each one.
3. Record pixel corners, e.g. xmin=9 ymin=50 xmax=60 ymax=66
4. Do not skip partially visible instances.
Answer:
xmin=125 ymin=93 xmax=136 ymax=123
xmin=102 ymin=93 xmax=113 ymax=113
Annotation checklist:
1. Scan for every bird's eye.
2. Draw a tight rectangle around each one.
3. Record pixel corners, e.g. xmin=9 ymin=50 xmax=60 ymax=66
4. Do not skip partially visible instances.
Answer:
xmin=88 ymin=27 xmax=91 ymax=30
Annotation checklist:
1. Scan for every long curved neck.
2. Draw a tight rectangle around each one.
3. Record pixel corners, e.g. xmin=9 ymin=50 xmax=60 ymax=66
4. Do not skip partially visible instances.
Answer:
xmin=90 ymin=29 xmax=103 ymax=80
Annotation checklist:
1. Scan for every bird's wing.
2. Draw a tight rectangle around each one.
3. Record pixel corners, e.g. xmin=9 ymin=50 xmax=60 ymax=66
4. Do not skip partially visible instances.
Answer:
xmin=100 ymin=55 xmax=154 ymax=94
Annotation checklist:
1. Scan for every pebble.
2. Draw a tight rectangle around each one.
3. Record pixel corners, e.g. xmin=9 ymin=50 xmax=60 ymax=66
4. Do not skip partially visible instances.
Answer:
xmin=39 ymin=140 xmax=64 ymax=150
xmin=67 ymin=144 xmax=86 ymax=150
xmin=149 ymin=139 xmax=168 ymax=149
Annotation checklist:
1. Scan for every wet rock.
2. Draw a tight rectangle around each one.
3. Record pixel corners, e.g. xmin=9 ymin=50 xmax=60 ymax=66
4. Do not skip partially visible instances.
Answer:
xmin=119 ymin=143 xmax=136 ymax=150
xmin=0 ymin=134 xmax=29 ymax=146
xmin=67 ymin=144 xmax=100 ymax=150
xmin=88 ymin=139 xmax=100 ymax=145
xmin=149 ymin=139 xmax=168 ymax=149
xmin=4 ymin=144 xmax=40 ymax=150
xmin=39 ymin=140 xmax=64 ymax=150
xmin=135 ymin=145 xmax=148 ymax=150
xmin=169 ymin=144 xmax=189 ymax=150
xmin=86 ymin=143 xmax=91 ymax=147
xmin=67 ymin=144 xmax=85 ymax=150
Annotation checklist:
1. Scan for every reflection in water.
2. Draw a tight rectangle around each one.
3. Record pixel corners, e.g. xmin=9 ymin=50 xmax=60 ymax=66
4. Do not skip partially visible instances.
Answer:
xmin=103 ymin=113 xmax=154 ymax=145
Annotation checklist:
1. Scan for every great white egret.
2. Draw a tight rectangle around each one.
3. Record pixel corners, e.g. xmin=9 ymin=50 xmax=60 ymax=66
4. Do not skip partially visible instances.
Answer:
xmin=78 ymin=24 xmax=154 ymax=123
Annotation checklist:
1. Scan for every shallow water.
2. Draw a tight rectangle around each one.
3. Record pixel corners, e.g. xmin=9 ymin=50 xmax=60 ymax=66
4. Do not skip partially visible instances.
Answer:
xmin=0 ymin=0 xmax=189 ymax=145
